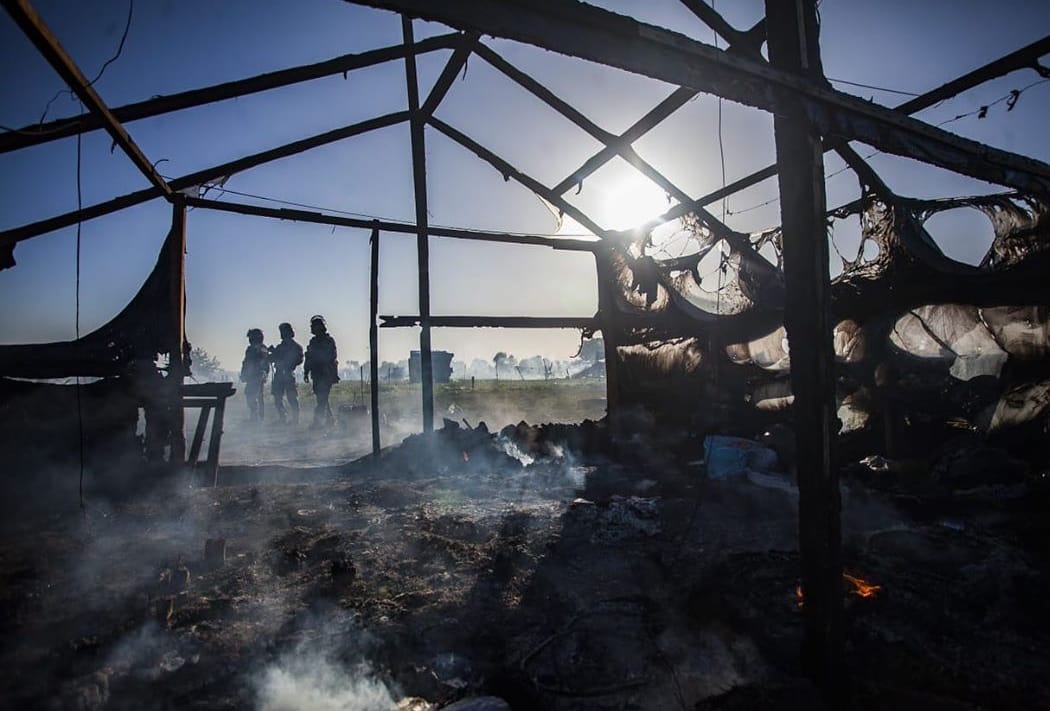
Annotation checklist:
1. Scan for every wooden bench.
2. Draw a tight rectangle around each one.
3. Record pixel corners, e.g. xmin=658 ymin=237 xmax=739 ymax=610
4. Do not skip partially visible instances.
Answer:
xmin=181 ymin=382 xmax=236 ymax=485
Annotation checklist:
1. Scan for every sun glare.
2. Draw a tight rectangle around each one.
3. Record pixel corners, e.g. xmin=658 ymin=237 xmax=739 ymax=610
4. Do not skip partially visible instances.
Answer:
xmin=603 ymin=174 xmax=672 ymax=231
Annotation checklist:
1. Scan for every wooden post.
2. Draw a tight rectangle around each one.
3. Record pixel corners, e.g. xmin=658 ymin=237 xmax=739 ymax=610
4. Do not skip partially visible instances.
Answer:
xmin=402 ymin=15 xmax=435 ymax=433
xmin=169 ymin=205 xmax=187 ymax=464
xmin=169 ymin=199 xmax=187 ymax=464
xmin=207 ymin=397 xmax=225 ymax=487
xmin=593 ymin=247 xmax=622 ymax=430
xmin=764 ymin=0 xmax=845 ymax=702
xmin=369 ymin=227 xmax=381 ymax=456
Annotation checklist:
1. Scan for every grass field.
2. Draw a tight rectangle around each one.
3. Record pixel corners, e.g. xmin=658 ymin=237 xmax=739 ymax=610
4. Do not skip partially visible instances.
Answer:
xmin=214 ymin=378 xmax=607 ymax=466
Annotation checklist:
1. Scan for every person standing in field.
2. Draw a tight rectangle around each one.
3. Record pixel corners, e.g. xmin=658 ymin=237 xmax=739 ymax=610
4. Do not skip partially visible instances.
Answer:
xmin=240 ymin=328 xmax=269 ymax=421
xmin=303 ymin=315 xmax=339 ymax=428
xmin=269 ymin=322 xmax=303 ymax=425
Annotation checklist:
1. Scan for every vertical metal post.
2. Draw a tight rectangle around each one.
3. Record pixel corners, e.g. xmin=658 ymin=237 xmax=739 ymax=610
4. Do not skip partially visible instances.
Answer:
xmin=402 ymin=15 xmax=435 ymax=433
xmin=169 ymin=199 xmax=187 ymax=464
xmin=369 ymin=227 xmax=381 ymax=456
xmin=765 ymin=0 xmax=845 ymax=702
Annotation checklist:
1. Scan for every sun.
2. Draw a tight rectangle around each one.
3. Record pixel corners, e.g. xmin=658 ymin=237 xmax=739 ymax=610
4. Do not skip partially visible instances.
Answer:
xmin=602 ymin=174 xmax=672 ymax=231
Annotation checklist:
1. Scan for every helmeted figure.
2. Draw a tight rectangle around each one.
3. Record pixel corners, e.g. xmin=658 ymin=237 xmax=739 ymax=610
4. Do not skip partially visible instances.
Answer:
xmin=269 ymin=322 xmax=303 ymax=424
xmin=303 ymin=315 xmax=339 ymax=428
xmin=240 ymin=328 xmax=269 ymax=421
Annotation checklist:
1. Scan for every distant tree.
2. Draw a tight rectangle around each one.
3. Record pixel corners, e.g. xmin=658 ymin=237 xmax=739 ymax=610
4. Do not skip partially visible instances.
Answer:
xmin=578 ymin=337 xmax=605 ymax=363
xmin=190 ymin=346 xmax=224 ymax=381
xmin=493 ymin=352 xmax=517 ymax=382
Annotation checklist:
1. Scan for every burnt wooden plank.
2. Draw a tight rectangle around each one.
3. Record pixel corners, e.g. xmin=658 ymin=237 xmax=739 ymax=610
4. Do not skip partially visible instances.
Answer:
xmin=369 ymin=227 xmax=381 ymax=456
xmin=182 ymin=196 xmax=598 ymax=250
xmin=403 ymin=16 xmax=435 ymax=434
xmin=0 ymin=32 xmax=458 ymax=154
xmin=765 ymin=0 xmax=844 ymax=700
xmin=3 ymin=0 xmax=172 ymax=197
xmin=380 ymin=315 xmax=597 ymax=329
xmin=347 ymin=0 xmax=1050 ymax=194
xmin=2 ymin=112 xmax=409 ymax=243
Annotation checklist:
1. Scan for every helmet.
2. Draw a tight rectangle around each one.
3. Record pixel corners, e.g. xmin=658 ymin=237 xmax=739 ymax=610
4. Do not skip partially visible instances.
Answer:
xmin=246 ymin=327 xmax=263 ymax=342
xmin=279 ymin=322 xmax=294 ymax=337
xmin=310 ymin=314 xmax=326 ymax=326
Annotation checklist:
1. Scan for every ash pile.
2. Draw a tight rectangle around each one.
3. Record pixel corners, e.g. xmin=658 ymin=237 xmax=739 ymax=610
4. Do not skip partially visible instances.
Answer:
xmin=0 ymin=416 xmax=1048 ymax=710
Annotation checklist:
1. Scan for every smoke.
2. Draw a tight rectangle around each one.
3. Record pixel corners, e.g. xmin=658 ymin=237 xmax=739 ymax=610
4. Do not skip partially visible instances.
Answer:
xmin=255 ymin=637 xmax=398 ymax=711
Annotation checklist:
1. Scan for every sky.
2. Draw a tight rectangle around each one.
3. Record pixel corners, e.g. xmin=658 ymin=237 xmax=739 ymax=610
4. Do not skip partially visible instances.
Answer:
xmin=1 ymin=0 xmax=1048 ymax=373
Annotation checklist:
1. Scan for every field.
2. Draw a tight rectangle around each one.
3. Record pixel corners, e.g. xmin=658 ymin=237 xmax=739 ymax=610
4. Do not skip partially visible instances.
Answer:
xmin=213 ymin=378 xmax=607 ymax=467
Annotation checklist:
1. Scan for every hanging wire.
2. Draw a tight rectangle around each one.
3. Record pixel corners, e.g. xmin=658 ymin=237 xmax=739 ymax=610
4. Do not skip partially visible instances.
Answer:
xmin=75 ymin=115 xmax=86 ymax=511
xmin=727 ymin=77 xmax=1050 ymax=216
xmin=826 ymin=77 xmax=921 ymax=97
xmin=36 ymin=0 xmax=135 ymax=125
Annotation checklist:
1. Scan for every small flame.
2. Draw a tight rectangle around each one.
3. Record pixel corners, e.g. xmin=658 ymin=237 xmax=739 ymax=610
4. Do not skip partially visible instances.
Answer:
xmin=793 ymin=572 xmax=881 ymax=607
xmin=843 ymin=573 xmax=881 ymax=598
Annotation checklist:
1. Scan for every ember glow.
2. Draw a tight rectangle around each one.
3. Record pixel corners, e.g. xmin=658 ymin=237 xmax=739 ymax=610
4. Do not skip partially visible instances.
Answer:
xmin=843 ymin=573 xmax=882 ymax=598
xmin=795 ymin=573 xmax=882 ymax=607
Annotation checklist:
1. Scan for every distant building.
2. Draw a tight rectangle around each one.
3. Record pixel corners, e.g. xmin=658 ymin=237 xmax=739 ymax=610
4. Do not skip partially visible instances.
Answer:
xmin=409 ymin=350 xmax=454 ymax=383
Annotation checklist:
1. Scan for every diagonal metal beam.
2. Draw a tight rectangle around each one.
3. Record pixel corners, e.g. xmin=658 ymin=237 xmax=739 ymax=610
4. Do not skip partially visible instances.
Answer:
xmin=2 ymin=0 xmax=172 ymax=197
xmin=347 ymin=0 xmax=1050 ymax=195
xmin=428 ymin=116 xmax=609 ymax=238
xmin=420 ymin=32 xmax=480 ymax=119
xmin=1 ymin=112 xmax=409 ymax=243
xmin=0 ymin=32 xmax=458 ymax=154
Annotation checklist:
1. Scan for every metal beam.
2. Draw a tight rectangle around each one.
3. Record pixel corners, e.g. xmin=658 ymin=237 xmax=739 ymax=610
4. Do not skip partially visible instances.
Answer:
xmin=2 ymin=0 xmax=172 ymax=197
xmin=0 ymin=32 xmax=458 ymax=154
xmin=1 ymin=112 xmax=409 ymax=244
xmin=380 ymin=315 xmax=597 ymax=329
xmin=347 ymin=0 xmax=1050 ymax=195
xmin=182 ymin=196 xmax=598 ymax=250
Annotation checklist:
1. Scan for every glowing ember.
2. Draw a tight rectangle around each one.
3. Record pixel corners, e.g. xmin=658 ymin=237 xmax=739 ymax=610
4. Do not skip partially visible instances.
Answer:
xmin=843 ymin=573 xmax=881 ymax=598
xmin=462 ymin=451 xmax=469 ymax=462
xmin=793 ymin=573 xmax=882 ymax=607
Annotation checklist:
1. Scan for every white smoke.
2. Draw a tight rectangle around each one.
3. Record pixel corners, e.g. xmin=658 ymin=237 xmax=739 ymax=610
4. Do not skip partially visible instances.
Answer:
xmin=255 ymin=642 xmax=398 ymax=711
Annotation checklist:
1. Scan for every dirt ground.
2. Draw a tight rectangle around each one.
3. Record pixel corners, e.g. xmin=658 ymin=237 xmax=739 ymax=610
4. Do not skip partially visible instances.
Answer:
xmin=1 ymin=424 xmax=1048 ymax=710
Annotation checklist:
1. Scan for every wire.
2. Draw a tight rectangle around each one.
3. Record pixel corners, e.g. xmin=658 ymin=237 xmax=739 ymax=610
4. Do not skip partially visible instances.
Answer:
xmin=36 ymin=0 xmax=135 ymax=124
xmin=75 ymin=115 xmax=85 ymax=511
xmin=827 ymin=77 xmax=921 ymax=97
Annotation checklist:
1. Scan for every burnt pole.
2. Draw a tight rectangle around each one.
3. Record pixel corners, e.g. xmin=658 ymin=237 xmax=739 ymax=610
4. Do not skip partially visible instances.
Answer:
xmin=402 ymin=15 xmax=435 ymax=433
xmin=169 ymin=199 xmax=188 ymax=465
xmin=369 ymin=226 xmax=381 ymax=456
xmin=764 ymin=0 xmax=845 ymax=702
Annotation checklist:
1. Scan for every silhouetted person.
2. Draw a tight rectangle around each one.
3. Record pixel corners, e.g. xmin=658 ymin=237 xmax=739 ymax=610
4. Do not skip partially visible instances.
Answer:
xmin=303 ymin=315 xmax=339 ymax=428
xmin=240 ymin=328 xmax=269 ymax=421
xmin=269 ymin=322 xmax=303 ymax=425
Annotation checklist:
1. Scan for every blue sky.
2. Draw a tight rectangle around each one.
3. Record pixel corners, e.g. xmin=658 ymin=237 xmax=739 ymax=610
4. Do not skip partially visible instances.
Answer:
xmin=2 ymin=0 xmax=1048 ymax=371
